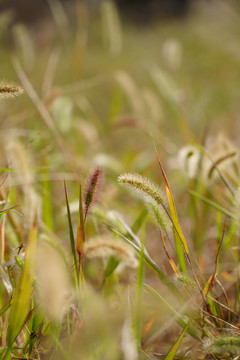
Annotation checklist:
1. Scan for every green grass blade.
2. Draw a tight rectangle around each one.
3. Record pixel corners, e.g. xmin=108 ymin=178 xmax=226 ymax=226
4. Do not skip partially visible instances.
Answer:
xmin=6 ymin=224 xmax=37 ymax=347
xmin=163 ymin=320 xmax=191 ymax=360
xmin=42 ymin=163 xmax=53 ymax=230
xmin=27 ymin=307 xmax=45 ymax=356
xmin=76 ymin=183 xmax=85 ymax=259
xmin=0 ymin=168 xmax=14 ymax=171
xmin=104 ymin=256 xmax=119 ymax=278
xmin=1 ymin=348 xmax=11 ymax=360
xmin=0 ymin=299 xmax=12 ymax=316
xmin=0 ymin=204 xmax=21 ymax=215
xmin=131 ymin=207 xmax=148 ymax=234
xmin=63 ymin=181 xmax=79 ymax=286
xmin=101 ymin=256 xmax=120 ymax=291
xmin=189 ymin=190 xmax=236 ymax=220
xmin=133 ymin=224 xmax=145 ymax=352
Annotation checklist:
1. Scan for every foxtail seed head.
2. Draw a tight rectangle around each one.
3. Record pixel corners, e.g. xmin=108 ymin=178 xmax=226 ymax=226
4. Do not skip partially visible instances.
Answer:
xmin=84 ymin=166 xmax=103 ymax=219
xmin=0 ymin=82 xmax=24 ymax=98
xmin=174 ymin=273 xmax=196 ymax=288
xmin=84 ymin=236 xmax=138 ymax=269
xmin=147 ymin=200 xmax=170 ymax=229
xmin=118 ymin=173 xmax=164 ymax=206
xmin=204 ymin=336 xmax=240 ymax=355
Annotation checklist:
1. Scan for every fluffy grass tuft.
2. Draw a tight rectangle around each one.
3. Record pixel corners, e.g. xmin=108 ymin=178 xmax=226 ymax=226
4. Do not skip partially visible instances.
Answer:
xmin=84 ymin=235 xmax=138 ymax=269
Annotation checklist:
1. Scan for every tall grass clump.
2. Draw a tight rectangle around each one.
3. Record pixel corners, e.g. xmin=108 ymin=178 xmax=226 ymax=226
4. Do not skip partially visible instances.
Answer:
xmin=1 ymin=1 xmax=240 ymax=359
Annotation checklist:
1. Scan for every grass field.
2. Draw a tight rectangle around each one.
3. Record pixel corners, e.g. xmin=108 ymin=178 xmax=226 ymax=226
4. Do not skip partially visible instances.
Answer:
xmin=0 ymin=1 xmax=240 ymax=359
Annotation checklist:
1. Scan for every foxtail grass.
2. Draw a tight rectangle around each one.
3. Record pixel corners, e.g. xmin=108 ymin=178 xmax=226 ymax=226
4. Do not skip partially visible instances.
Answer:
xmin=0 ymin=82 xmax=24 ymax=98
xmin=84 ymin=235 xmax=138 ymax=269
xmin=205 ymin=336 xmax=240 ymax=356
xmin=118 ymin=173 xmax=165 ymax=206
xmin=84 ymin=166 xmax=103 ymax=221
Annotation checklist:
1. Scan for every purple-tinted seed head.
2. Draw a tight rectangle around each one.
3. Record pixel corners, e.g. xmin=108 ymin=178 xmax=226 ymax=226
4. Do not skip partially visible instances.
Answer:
xmin=84 ymin=166 xmax=103 ymax=219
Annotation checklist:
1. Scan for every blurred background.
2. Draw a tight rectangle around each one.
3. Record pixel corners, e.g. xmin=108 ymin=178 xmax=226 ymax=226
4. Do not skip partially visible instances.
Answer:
xmin=0 ymin=0 xmax=192 ymax=24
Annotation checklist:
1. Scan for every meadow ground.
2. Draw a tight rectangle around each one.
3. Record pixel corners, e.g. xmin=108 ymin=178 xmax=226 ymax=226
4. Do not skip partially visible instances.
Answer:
xmin=0 ymin=1 xmax=240 ymax=359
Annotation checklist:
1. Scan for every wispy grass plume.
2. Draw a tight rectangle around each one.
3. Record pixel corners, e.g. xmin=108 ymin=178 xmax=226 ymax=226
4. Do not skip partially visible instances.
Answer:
xmin=6 ymin=138 xmax=41 ymax=230
xmin=83 ymin=166 xmax=103 ymax=220
xmin=84 ymin=236 xmax=138 ymax=269
xmin=35 ymin=242 xmax=72 ymax=321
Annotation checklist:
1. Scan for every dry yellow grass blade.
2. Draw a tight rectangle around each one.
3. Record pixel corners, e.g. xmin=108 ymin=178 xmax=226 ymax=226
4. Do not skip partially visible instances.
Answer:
xmin=159 ymin=227 xmax=180 ymax=275
xmin=152 ymin=137 xmax=189 ymax=274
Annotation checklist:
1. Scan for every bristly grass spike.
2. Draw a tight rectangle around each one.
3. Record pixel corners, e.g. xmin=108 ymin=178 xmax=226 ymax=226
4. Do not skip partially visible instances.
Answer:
xmin=0 ymin=81 xmax=24 ymax=98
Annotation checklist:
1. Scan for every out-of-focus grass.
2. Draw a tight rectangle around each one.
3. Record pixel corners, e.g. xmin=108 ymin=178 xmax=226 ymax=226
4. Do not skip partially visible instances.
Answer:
xmin=0 ymin=1 xmax=240 ymax=359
